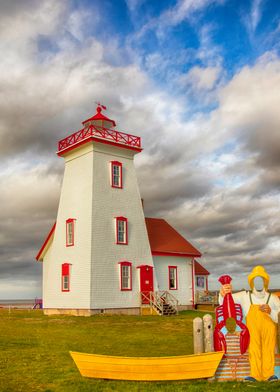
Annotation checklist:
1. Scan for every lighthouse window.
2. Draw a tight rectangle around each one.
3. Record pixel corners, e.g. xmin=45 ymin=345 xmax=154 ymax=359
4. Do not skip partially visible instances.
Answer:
xmin=119 ymin=261 xmax=132 ymax=290
xmin=111 ymin=161 xmax=123 ymax=188
xmin=116 ymin=217 xmax=128 ymax=244
xmin=168 ymin=266 xmax=178 ymax=290
xmin=61 ymin=263 xmax=70 ymax=292
xmin=66 ymin=218 xmax=75 ymax=246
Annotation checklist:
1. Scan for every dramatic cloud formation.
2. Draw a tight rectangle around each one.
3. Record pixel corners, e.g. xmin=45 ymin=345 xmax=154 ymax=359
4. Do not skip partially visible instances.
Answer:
xmin=0 ymin=0 xmax=280 ymax=298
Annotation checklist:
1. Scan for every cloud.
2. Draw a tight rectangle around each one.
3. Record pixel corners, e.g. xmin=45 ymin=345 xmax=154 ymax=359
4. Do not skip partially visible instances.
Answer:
xmin=0 ymin=161 xmax=61 ymax=297
xmin=161 ymin=52 xmax=280 ymax=288
xmin=214 ymin=52 xmax=280 ymax=192
xmin=125 ymin=0 xmax=146 ymax=13
xmin=180 ymin=65 xmax=221 ymax=90
xmin=0 ymin=0 xmax=280 ymax=297
xmin=133 ymin=0 xmax=224 ymax=41
xmin=245 ymin=0 xmax=264 ymax=38
xmin=136 ymin=51 xmax=280 ymax=290
xmin=158 ymin=0 xmax=221 ymax=28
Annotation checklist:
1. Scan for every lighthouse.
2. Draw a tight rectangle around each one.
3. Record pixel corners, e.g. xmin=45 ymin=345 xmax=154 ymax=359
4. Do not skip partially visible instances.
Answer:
xmin=37 ymin=105 xmax=158 ymax=315
xmin=36 ymin=105 xmax=205 ymax=316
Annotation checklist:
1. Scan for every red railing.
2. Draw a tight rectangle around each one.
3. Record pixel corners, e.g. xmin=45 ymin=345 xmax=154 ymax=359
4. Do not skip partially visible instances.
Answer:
xmin=58 ymin=125 xmax=141 ymax=152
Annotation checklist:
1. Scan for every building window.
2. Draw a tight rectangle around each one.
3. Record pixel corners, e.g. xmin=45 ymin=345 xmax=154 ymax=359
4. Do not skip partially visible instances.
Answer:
xmin=169 ymin=266 xmax=178 ymax=290
xmin=66 ymin=218 xmax=75 ymax=246
xmin=111 ymin=161 xmax=123 ymax=188
xmin=119 ymin=261 xmax=132 ymax=290
xmin=115 ymin=216 xmax=128 ymax=245
xmin=62 ymin=263 xmax=70 ymax=292
xmin=196 ymin=276 xmax=205 ymax=289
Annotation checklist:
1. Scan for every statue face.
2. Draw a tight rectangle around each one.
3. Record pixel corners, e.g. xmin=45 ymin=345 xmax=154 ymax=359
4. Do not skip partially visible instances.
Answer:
xmin=254 ymin=276 xmax=264 ymax=291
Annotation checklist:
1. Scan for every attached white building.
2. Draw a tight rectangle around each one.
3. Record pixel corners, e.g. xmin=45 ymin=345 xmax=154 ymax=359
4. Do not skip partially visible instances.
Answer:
xmin=36 ymin=106 xmax=209 ymax=316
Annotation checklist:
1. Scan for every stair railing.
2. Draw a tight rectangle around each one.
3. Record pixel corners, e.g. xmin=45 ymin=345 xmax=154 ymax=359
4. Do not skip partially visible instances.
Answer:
xmin=140 ymin=291 xmax=164 ymax=315
xmin=157 ymin=291 xmax=179 ymax=314
xmin=140 ymin=291 xmax=178 ymax=315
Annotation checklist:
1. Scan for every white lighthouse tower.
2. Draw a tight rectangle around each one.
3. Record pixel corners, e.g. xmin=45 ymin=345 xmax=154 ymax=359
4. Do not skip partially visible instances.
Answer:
xmin=38 ymin=104 xmax=157 ymax=315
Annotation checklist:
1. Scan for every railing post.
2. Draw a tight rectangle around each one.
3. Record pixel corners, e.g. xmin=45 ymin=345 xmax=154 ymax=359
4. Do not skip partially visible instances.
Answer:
xmin=203 ymin=314 xmax=214 ymax=352
xmin=193 ymin=317 xmax=204 ymax=354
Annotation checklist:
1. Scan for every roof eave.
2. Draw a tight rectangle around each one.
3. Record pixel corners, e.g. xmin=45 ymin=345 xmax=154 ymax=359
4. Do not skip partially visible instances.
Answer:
xmin=152 ymin=250 xmax=201 ymax=258
xmin=36 ymin=223 xmax=56 ymax=261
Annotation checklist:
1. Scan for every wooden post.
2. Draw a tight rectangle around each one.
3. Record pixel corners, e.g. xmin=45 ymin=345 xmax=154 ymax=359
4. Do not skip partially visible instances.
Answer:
xmin=193 ymin=317 xmax=204 ymax=354
xmin=203 ymin=314 xmax=214 ymax=352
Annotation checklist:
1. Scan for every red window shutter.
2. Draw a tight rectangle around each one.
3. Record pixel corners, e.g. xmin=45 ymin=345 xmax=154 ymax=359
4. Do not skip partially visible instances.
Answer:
xmin=62 ymin=263 xmax=69 ymax=276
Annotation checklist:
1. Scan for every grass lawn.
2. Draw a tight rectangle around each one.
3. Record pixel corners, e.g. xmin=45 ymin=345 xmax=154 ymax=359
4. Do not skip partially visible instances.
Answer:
xmin=0 ymin=309 xmax=278 ymax=391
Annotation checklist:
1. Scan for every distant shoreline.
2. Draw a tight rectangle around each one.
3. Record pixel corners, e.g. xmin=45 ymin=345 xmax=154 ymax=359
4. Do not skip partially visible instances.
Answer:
xmin=0 ymin=299 xmax=38 ymax=308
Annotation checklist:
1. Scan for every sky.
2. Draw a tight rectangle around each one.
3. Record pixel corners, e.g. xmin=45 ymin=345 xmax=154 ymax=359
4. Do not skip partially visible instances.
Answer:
xmin=0 ymin=0 xmax=280 ymax=299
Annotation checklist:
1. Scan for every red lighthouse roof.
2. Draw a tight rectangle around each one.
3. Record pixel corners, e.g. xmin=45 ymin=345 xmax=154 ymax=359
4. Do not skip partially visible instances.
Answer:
xmin=82 ymin=104 xmax=116 ymax=128
xmin=57 ymin=104 xmax=142 ymax=155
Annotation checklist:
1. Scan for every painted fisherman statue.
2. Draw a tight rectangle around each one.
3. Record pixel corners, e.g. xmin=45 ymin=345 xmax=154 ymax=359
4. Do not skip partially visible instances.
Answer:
xmin=219 ymin=265 xmax=280 ymax=382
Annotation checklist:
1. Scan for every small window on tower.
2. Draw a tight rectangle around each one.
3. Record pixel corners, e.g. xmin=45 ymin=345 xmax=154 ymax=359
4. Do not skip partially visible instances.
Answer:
xmin=119 ymin=261 xmax=132 ymax=290
xmin=115 ymin=216 xmax=128 ymax=245
xmin=62 ymin=263 xmax=71 ymax=292
xmin=169 ymin=266 xmax=178 ymax=290
xmin=111 ymin=161 xmax=123 ymax=188
xmin=66 ymin=218 xmax=75 ymax=246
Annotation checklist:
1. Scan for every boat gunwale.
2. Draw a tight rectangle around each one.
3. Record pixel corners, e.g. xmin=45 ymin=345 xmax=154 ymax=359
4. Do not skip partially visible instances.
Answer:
xmin=70 ymin=350 xmax=224 ymax=361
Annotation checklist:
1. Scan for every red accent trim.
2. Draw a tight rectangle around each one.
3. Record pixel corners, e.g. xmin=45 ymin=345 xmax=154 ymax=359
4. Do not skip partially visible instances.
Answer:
xmin=152 ymin=251 xmax=201 ymax=258
xmin=58 ymin=136 xmax=142 ymax=157
xmin=115 ymin=216 xmax=128 ymax=245
xmin=111 ymin=161 xmax=123 ymax=189
xmin=138 ymin=265 xmax=154 ymax=303
xmin=137 ymin=265 xmax=154 ymax=269
xmin=61 ymin=263 xmax=70 ymax=292
xmin=66 ymin=219 xmax=75 ymax=247
xmin=191 ymin=258 xmax=195 ymax=309
xmin=36 ymin=223 xmax=56 ymax=261
xmin=168 ymin=266 xmax=178 ymax=290
xmin=57 ymin=125 xmax=142 ymax=155
xmin=118 ymin=261 xmax=132 ymax=291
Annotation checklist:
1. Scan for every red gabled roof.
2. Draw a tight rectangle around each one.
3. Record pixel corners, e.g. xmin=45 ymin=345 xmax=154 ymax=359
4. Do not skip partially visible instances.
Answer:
xmin=194 ymin=260 xmax=209 ymax=275
xmin=145 ymin=218 xmax=201 ymax=257
xmin=36 ymin=222 xmax=56 ymax=261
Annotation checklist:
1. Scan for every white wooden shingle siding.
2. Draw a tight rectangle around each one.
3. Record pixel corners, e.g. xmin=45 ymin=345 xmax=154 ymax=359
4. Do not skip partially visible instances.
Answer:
xmin=43 ymin=144 xmax=93 ymax=309
xmin=90 ymin=142 xmax=157 ymax=309
xmin=153 ymin=256 xmax=193 ymax=305
xmin=43 ymin=141 xmax=157 ymax=311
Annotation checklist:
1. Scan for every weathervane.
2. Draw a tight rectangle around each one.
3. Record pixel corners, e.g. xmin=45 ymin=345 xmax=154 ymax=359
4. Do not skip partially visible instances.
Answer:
xmin=95 ymin=101 xmax=107 ymax=111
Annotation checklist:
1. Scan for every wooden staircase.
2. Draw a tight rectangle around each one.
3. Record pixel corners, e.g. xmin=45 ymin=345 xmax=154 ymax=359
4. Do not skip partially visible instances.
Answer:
xmin=140 ymin=291 xmax=178 ymax=316
xmin=162 ymin=303 xmax=177 ymax=315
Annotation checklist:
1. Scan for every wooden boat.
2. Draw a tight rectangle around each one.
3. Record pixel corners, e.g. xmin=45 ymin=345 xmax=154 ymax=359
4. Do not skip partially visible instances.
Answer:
xmin=70 ymin=350 xmax=224 ymax=381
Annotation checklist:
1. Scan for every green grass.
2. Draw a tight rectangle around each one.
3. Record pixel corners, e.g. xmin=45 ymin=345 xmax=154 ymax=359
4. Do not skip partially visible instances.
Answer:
xmin=0 ymin=309 xmax=278 ymax=391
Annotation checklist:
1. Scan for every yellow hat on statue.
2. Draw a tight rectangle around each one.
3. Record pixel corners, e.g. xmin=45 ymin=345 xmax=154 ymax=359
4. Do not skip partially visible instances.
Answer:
xmin=248 ymin=265 xmax=270 ymax=290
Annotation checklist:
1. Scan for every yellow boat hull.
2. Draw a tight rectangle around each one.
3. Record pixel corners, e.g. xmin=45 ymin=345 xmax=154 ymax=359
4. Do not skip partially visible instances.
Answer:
xmin=70 ymin=351 xmax=224 ymax=381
